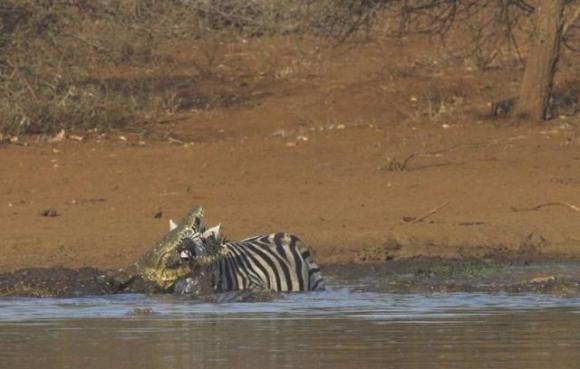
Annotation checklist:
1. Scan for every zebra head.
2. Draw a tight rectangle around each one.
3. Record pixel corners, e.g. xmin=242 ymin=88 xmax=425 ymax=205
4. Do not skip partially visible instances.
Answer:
xmin=168 ymin=218 xmax=223 ymax=255
xmin=175 ymin=224 xmax=224 ymax=264
xmin=136 ymin=206 xmax=208 ymax=291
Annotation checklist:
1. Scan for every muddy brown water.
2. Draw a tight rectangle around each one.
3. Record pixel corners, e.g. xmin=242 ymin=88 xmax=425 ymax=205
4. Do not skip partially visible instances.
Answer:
xmin=1 ymin=291 xmax=579 ymax=369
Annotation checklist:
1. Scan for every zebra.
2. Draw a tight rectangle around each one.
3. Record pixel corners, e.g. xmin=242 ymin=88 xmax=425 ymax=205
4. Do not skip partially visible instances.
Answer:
xmin=174 ymin=226 xmax=325 ymax=293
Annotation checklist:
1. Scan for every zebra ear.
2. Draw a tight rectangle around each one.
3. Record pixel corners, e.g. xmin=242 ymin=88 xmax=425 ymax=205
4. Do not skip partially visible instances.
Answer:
xmin=169 ymin=219 xmax=178 ymax=231
xmin=194 ymin=215 xmax=205 ymax=232
xmin=203 ymin=224 xmax=222 ymax=241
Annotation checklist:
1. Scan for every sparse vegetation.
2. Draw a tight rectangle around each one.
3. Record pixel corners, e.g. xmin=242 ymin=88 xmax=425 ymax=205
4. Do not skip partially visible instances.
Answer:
xmin=0 ymin=1 xmax=180 ymax=135
xmin=0 ymin=1 xmax=577 ymax=135
xmin=0 ymin=0 xmax=381 ymax=135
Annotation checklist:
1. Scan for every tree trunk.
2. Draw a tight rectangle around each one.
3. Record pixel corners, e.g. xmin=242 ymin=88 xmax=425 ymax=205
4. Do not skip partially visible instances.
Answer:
xmin=514 ymin=0 xmax=566 ymax=121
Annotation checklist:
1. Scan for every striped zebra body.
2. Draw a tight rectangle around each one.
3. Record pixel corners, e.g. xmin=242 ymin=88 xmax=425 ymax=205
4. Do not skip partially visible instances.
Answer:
xmin=208 ymin=233 xmax=324 ymax=292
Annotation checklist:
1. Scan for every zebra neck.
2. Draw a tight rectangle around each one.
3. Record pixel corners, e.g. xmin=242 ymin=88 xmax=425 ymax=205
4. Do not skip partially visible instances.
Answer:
xmin=195 ymin=245 xmax=229 ymax=266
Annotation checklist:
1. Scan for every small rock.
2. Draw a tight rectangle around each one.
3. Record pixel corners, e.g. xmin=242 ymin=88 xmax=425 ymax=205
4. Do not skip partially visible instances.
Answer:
xmin=48 ymin=130 xmax=66 ymax=143
xmin=40 ymin=208 xmax=59 ymax=217
xmin=271 ymin=129 xmax=287 ymax=138
xmin=128 ymin=308 xmax=157 ymax=316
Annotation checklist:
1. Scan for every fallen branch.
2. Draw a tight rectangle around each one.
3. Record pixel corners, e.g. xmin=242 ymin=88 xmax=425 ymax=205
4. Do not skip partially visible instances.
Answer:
xmin=402 ymin=201 xmax=449 ymax=224
xmin=511 ymin=202 xmax=580 ymax=213
xmin=383 ymin=144 xmax=463 ymax=172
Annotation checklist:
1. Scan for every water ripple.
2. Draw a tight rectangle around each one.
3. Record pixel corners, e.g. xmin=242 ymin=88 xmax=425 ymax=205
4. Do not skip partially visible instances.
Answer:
xmin=0 ymin=290 xmax=579 ymax=322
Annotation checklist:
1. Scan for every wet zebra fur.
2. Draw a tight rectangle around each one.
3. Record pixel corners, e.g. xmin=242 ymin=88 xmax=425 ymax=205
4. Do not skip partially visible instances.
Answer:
xmin=213 ymin=233 xmax=324 ymax=292
xmin=179 ymin=232 xmax=325 ymax=292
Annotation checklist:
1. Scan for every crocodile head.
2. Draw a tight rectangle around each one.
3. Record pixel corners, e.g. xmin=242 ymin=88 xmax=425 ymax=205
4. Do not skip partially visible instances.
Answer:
xmin=135 ymin=206 xmax=212 ymax=291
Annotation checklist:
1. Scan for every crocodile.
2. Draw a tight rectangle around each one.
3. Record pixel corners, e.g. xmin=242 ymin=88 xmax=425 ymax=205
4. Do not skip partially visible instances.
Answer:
xmin=106 ymin=205 xmax=227 ymax=292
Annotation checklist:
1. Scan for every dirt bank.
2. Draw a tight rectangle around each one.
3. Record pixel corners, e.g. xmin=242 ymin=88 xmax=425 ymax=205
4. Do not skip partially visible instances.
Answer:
xmin=1 ymin=121 xmax=579 ymax=272
xmin=1 ymin=40 xmax=579 ymax=273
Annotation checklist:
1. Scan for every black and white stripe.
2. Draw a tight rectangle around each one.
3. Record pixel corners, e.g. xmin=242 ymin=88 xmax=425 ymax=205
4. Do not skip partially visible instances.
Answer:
xmin=195 ymin=232 xmax=324 ymax=292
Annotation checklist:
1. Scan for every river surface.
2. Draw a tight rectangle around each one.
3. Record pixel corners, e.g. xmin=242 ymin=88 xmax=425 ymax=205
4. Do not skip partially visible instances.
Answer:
xmin=0 ymin=290 xmax=579 ymax=369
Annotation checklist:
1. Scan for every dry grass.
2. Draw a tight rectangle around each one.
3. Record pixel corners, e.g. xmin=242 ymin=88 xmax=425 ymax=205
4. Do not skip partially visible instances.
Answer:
xmin=0 ymin=1 xmax=574 ymax=135
xmin=0 ymin=0 xmax=373 ymax=135
xmin=0 ymin=1 xmax=181 ymax=135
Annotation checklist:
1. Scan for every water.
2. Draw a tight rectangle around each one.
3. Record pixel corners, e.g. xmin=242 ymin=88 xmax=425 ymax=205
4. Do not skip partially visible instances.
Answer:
xmin=0 ymin=291 xmax=579 ymax=369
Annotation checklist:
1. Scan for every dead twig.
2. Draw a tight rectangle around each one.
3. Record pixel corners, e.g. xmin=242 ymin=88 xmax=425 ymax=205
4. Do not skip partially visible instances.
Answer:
xmin=385 ymin=153 xmax=416 ymax=171
xmin=68 ymin=34 xmax=114 ymax=59
xmin=384 ymin=143 xmax=464 ymax=172
xmin=402 ymin=201 xmax=449 ymax=224
xmin=511 ymin=202 xmax=580 ymax=213
xmin=563 ymin=5 xmax=580 ymax=37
